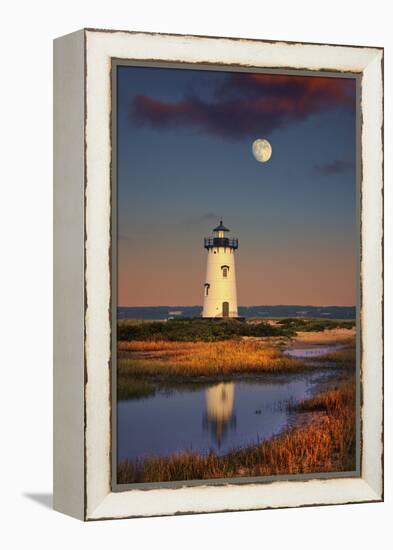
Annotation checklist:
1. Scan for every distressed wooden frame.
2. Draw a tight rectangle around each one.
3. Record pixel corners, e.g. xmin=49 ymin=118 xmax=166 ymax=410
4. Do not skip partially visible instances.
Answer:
xmin=53 ymin=28 xmax=383 ymax=521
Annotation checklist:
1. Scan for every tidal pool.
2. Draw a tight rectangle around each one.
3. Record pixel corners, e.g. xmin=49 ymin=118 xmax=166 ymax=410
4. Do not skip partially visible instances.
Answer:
xmin=117 ymin=368 xmax=338 ymax=462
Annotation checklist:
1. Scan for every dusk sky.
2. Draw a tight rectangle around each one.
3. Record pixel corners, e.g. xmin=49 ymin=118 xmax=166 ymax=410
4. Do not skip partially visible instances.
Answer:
xmin=117 ymin=65 xmax=357 ymax=307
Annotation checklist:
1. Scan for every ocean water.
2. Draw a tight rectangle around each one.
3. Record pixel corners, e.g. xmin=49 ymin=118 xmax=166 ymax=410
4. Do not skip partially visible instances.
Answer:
xmin=118 ymin=305 xmax=355 ymax=320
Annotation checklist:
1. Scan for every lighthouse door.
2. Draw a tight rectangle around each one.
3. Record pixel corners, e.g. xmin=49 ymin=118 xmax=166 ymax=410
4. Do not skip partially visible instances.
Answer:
xmin=222 ymin=301 xmax=229 ymax=317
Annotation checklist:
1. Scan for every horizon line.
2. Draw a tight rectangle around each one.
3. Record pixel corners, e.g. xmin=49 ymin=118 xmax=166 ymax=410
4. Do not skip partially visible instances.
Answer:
xmin=118 ymin=304 xmax=356 ymax=309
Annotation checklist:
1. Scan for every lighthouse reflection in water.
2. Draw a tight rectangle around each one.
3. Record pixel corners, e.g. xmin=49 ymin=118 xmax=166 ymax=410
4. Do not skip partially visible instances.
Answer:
xmin=117 ymin=371 xmax=335 ymax=461
xmin=203 ymin=383 xmax=236 ymax=446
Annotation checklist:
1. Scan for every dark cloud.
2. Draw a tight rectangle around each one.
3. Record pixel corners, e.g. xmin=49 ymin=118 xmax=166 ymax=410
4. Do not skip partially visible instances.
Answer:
xmin=313 ymin=159 xmax=355 ymax=176
xmin=182 ymin=213 xmax=218 ymax=225
xmin=130 ymin=73 xmax=356 ymax=140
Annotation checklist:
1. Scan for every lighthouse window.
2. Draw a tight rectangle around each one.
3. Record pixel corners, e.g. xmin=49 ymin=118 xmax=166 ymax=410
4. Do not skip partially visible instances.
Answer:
xmin=204 ymin=283 xmax=210 ymax=296
xmin=221 ymin=265 xmax=229 ymax=278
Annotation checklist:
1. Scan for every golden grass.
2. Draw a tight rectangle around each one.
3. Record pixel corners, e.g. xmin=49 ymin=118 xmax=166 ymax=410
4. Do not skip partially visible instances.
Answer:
xmin=118 ymin=382 xmax=356 ymax=483
xmin=118 ymin=339 xmax=304 ymax=378
xmin=294 ymin=383 xmax=355 ymax=413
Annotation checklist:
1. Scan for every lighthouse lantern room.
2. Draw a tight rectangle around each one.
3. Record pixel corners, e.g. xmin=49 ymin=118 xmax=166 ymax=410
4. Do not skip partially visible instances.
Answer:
xmin=202 ymin=221 xmax=239 ymax=318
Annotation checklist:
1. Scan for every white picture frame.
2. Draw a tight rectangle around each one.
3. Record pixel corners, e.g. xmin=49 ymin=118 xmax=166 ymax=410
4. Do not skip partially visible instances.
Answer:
xmin=53 ymin=28 xmax=383 ymax=521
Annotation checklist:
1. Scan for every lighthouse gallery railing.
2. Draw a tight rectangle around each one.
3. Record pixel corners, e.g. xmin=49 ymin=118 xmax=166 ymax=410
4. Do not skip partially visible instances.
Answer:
xmin=204 ymin=237 xmax=238 ymax=249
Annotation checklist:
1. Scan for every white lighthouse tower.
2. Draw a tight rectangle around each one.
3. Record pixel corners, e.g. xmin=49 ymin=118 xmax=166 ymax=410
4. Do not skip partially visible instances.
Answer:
xmin=202 ymin=221 xmax=239 ymax=318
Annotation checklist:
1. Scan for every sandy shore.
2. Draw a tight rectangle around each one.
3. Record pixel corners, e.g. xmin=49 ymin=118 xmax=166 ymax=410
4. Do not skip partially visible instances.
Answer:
xmin=292 ymin=327 xmax=355 ymax=345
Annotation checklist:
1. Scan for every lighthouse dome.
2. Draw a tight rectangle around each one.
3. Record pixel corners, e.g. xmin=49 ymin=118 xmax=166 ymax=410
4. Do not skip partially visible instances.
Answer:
xmin=213 ymin=220 xmax=230 ymax=232
xmin=204 ymin=220 xmax=238 ymax=251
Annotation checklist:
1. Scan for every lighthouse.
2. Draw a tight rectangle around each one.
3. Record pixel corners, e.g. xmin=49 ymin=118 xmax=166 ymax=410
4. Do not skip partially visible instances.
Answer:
xmin=202 ymin=221 xmax=239 ymax=318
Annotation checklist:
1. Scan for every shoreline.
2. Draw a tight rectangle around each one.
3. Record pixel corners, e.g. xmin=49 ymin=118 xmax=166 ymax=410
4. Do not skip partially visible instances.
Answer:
xmin=119 ymin=363 xmax=351 ymax=388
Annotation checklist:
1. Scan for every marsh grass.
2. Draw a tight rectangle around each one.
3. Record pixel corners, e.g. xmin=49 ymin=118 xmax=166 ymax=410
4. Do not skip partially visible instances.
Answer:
xmin=292 ymin=382 xmax=355 ymax=413
xmin=315 ymin=347 xmax=356 ymax=365
xmin=117 ymin=382 xmax=356 ymax=483
xmin=118 ymin=339 xmax=304 ymax=379
xmin=303 ymin=345 xmax=356 ymax=369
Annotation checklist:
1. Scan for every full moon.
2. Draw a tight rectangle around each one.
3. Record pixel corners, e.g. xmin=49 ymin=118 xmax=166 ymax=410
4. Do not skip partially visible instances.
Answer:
xmin=252 ymin=138 xmax=272 ymax=163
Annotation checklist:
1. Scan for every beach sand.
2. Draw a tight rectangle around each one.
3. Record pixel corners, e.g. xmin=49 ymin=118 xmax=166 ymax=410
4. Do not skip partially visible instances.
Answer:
xmin=292 ymin=327 xmax=355 ymax=345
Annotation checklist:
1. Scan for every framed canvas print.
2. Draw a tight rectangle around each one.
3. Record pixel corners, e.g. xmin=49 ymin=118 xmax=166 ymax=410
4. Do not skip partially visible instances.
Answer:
xmin=53 ymin=29 xmax=383 ymax=520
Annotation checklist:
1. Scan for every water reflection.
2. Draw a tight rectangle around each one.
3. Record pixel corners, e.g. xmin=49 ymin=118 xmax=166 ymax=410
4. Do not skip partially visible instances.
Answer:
xmin=117 ymin=369 xmax=338 ymax=461
xmin=203 ymin=383 xmax=236 ymax=446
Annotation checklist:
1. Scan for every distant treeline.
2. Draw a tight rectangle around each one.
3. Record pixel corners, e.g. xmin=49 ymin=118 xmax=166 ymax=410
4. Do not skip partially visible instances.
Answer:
xmin=117 ymin=318 xmax=355 ymax=342
xmin=118 ymin=305 xmax=356 ymax=321
xmin=276 ymin=318 xmax=355 ymax=333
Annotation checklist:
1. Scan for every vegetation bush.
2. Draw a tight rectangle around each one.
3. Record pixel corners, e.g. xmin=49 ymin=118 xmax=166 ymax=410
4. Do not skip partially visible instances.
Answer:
xmin=117 ymin=317 xmax=355 ymax=342
xmin=117 ymin=318 xmax=292 ymax=342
